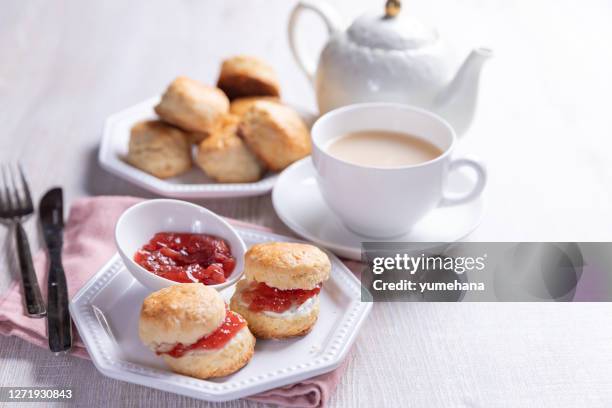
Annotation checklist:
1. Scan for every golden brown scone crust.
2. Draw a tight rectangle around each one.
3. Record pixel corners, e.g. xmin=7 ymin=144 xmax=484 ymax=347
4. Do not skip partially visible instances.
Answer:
xmin=195 ymin=114 xmax=264 ymax=183
xmin=230 ymin=96 xmax=280 ymax=117
xmin=244 ymin=242 xmax=330 ymax=290
xmin=155 ymin=76 xmax=229 ymax=134
xmin=139 ymin=283 xmax=226 ymax=347
xmin=162 ymin=326 xmax=255 ymax=379
xmin=186 ymin=131 xmax=208 ymax=145
xmin=185 ymin=111 xmax=240 ymax=144
xmin=217 ymin=56 xmax=281 ymax=100
xmin=127 ymin=120 xmax=192 ymax=178
xmin=230 ymin=291 xmax=319 ymax=339
xmin=239 ymin=101 xmax=311 ymax=171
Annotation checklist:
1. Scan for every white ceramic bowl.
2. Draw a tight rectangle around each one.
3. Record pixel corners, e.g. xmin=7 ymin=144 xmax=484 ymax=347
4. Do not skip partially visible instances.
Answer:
xmin=115 ymin=199 xmax=246 ymax=292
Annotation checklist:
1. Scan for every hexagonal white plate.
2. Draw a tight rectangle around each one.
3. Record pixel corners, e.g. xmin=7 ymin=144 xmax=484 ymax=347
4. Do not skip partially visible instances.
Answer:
xmin=69 ymin=227 xmax=371 ymax=402
xmin=99 ymin=97 xmax=314 ymax=198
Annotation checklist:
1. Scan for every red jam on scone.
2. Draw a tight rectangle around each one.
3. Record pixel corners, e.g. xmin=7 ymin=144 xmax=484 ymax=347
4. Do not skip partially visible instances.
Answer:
xmin=240 ymin=281 xmax=321 ymax=313
xmin=229 ymin=242 xmax=331 ymax=339
xmin=134 ymin=232 xmax=236 ymax=285
xmin=139 ymin=284 xmax=255 ymax=380
xmin=163 ymin=308 xmax=246 ymax=358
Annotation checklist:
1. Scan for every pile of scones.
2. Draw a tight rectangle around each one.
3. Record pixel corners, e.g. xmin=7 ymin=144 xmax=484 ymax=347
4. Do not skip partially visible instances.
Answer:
xmin=127 ymin=56 xmax=312 ymax=183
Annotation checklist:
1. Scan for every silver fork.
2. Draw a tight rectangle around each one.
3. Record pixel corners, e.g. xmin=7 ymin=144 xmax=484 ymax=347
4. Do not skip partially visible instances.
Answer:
xmin=0 ymin=163 xmax=46 ymax=317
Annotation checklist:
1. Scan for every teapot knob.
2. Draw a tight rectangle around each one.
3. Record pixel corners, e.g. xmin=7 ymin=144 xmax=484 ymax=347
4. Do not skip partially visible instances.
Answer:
xmin=384 ymin=0 xmax=401 ymax=18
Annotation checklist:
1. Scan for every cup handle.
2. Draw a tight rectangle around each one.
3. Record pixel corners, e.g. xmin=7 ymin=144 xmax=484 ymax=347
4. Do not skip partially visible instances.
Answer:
xmin=288 ymin=0 xmax=342 ymax=83
xmin=439 ymin=157 xmax=487 ymax=206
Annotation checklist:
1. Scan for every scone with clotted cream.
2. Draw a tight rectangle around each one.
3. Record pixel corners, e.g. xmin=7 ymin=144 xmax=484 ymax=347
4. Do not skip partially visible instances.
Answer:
xmin=139 ymin=283 xmax=255 ymax=379
xmin=230 ymin=242 xmax=330 ymax=339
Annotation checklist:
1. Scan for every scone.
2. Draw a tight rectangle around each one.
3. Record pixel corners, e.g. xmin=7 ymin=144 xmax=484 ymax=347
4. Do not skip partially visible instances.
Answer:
xmin=155 ymin=76 xmax=229 ymax=135
xmin=217 ymin=56 xmax=281 ymax=100
xmin=239 ymin=101 xmax=311 ymax=171
xmin=230 ymin=96 xmax=280 ymax=117
xmin=195 ymin=114 xmax=265 ymax=183
xmin=186 ymin=131 xmax=209 ymax=145
xmin=139 ymin=283 xmax=255 ymax=379
xmin=127 ymin=120 xmax=192 ymax=178
xmin=230 ymin=242 xmax=331 ymax=339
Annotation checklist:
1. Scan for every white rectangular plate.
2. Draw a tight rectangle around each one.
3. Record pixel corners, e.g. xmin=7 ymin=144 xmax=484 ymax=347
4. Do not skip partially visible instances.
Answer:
xmin=99 ymin=97 xmax=289 ymax=198
xmin=69 ymin=227 xmax=371 ymax=402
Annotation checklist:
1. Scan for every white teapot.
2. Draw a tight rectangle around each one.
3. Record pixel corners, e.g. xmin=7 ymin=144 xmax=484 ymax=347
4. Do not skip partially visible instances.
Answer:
xmin=288 ymin=0 xmax=492 ymax=135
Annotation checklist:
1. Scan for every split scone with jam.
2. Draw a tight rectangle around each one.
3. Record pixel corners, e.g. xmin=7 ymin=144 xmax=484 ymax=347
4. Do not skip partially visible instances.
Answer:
xmin=230 ymin=242 xmax=331 ymax=339
xmin=139 ymin=283 xmax=255 ymax=379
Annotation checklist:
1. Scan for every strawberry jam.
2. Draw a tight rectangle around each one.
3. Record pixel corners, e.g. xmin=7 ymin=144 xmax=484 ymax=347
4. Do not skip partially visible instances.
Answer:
xmin=134 ymin=232 xmax=236 ymax=285
xmin=240 ymin=281 xmax=321 ymax=313
xmin=163 ymin=309 xmax=246 ymax=358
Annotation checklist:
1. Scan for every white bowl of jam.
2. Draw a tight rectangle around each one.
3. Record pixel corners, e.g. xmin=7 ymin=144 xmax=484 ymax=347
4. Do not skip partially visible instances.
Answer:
xmin=115 ymin=199 xmax=247 ymax=292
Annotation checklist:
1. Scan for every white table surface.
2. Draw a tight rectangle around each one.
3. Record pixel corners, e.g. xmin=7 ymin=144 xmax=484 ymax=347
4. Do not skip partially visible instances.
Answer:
xmin=2 ymin=0 xmax=612 ymax=407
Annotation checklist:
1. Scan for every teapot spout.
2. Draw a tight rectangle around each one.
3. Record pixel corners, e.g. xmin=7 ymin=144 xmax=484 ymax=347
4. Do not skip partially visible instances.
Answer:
xmin=433 ymin=47 xmax=492 ymax=136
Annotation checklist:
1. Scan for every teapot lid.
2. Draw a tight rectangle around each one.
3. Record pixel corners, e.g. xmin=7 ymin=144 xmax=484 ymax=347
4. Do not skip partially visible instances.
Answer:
xmin=347 ymin=1 xmax=437 ymax=51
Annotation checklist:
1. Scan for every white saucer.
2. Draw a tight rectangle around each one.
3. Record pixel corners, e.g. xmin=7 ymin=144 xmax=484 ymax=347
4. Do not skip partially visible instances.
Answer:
xmin=272 ymin=158 xmax=485 ymax=260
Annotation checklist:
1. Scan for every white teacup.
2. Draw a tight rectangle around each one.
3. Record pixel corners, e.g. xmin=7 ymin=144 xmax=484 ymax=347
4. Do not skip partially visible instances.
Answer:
xmin=311 ymin=103 xmax=487 ymax=238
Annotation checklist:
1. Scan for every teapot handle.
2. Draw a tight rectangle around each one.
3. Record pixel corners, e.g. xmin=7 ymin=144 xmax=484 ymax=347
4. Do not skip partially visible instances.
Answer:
xmin=288 ymin=0 xmax=342 ymax=83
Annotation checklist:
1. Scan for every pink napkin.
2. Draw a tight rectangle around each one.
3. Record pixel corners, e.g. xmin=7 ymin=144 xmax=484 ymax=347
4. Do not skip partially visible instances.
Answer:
xmin=0 ymin=196 xmax=356 ymax=408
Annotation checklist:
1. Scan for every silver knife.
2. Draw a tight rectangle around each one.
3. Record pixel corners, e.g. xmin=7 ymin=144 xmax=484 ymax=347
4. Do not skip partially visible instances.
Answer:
xmin=40 ymin=187 xmax=72 ymax=354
